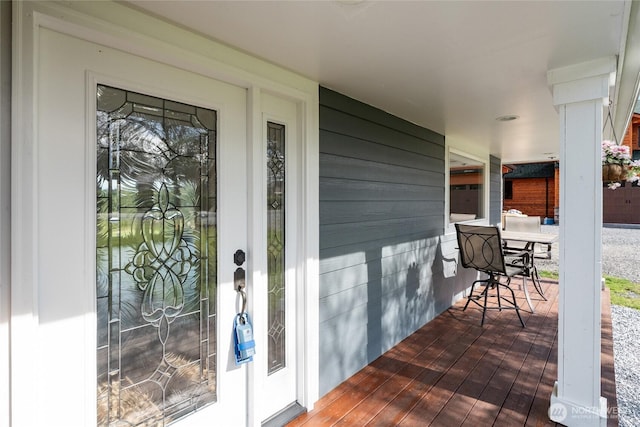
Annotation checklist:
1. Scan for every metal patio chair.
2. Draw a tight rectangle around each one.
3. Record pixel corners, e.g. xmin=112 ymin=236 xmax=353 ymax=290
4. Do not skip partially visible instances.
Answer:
xmin=455 ymin=224 xmax=526 ymax=327
xmin=503 ymin=215 xmax=552 ymax=259
xmin=502 ymin=215 xmax=548 ymax=300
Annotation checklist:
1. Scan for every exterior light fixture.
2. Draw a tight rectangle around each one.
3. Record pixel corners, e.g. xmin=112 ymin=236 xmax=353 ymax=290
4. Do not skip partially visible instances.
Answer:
xmin=495 ymin=115 xmax=519 ymax=122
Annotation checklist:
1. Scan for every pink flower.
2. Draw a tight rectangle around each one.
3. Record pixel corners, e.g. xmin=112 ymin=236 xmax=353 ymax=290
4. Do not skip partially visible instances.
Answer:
xmin=602 ymin=140 xmax=631 ymax=163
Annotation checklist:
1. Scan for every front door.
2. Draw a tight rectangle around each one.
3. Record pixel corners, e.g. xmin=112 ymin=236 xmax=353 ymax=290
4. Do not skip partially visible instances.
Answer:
xmin=15 ymin=24 xmax=300 ymax=426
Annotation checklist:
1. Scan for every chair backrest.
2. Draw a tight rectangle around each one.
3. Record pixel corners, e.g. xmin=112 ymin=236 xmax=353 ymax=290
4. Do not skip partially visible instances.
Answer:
xmin=502 ymin=215 xmax=550 ymax=256
xmin=503 ymin=215 xmax=541 ymax=233
xmin=455 ymin=224 xmax=506 ymax=274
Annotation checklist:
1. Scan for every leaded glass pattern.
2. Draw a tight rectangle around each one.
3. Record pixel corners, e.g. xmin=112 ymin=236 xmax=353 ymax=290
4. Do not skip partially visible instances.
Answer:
xmin=267 ymin=122 xmax=286 ymax=375
xmin=96 ymin=85 xmax=217 ymax=426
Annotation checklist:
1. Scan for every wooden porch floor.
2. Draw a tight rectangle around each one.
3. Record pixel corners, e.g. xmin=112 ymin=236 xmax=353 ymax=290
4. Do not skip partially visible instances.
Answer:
xmin=288 ymin=280 xmax=618 ymax=427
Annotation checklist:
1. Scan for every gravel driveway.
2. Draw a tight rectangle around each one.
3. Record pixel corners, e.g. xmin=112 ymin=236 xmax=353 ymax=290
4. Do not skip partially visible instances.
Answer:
xmin=535 ymin=225 xmax=639 ymax=427
xmin=536 ymin=224 xmax=640 ymax=281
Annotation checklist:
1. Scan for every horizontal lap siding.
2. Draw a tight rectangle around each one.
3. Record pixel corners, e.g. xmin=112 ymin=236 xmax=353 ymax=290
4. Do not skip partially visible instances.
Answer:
xmin=319 ymin=87 xmax=453 ymax=395
xmin=490 ymin=155 xmax=502 ymax=225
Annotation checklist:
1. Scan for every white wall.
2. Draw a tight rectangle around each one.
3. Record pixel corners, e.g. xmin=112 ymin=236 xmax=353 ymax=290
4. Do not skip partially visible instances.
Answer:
xmin=0 ymin=2 xmax=11 ymax=425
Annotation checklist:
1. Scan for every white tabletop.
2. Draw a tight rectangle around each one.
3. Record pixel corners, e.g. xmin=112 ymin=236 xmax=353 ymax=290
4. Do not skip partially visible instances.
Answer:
xmin=501 ymin=230 xmax=558 ymax=244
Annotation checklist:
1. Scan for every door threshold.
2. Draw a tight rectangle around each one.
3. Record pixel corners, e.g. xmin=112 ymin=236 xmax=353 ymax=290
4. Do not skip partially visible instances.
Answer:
xmin=262 ymin=402 xmax=306 ymax=427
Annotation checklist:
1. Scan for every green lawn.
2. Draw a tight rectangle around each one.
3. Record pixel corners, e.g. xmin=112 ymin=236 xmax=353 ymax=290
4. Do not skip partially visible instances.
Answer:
xmin=538 ymin=270 xmax=559 ymax=281
xmin=604 ymin=275 xmax=640 ymax=310
xmin=538 ymin=270 xmax=640 ymax=310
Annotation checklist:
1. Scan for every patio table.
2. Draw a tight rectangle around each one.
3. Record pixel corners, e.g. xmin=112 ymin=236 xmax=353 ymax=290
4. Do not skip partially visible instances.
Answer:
xmin=501 ymin=230 xmax=558 ymax=313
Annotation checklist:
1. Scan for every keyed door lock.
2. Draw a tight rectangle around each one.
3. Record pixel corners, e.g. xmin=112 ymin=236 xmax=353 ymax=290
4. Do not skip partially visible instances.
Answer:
xmin=234 ymin=249 xmax=246 ymax=266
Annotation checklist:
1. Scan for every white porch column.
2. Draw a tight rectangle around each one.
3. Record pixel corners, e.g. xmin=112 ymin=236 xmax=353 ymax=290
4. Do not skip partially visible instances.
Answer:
xmin=546 ymin=57 xmax=616 ymax=426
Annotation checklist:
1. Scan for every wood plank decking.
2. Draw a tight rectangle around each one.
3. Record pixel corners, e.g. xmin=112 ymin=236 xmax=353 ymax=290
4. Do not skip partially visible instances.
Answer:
xmin=289 ymin=280 xmax=618 ymax=427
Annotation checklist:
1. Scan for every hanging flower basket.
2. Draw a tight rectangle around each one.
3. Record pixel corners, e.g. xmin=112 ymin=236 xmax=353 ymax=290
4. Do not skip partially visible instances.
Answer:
xmin=602 ymin=140 xmax=634 ymax=189
xmin=602 ymin=163 xmax=627 ymax=182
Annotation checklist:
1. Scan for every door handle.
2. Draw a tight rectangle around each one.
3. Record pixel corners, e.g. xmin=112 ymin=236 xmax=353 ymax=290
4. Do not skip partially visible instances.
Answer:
xmin=233 ymin=249 xmax=247 ymax=318
xmin=235 ymin=267 xmax=247 ymax=315
xmin=232 ymin=249 xmax=255 ymax=364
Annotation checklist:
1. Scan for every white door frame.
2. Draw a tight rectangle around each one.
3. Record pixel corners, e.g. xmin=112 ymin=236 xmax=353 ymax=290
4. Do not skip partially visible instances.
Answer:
xmin=11 ymin=1 xmax=319 ymax=425
xmin=0 ymin=3 xmax=11 ymax=427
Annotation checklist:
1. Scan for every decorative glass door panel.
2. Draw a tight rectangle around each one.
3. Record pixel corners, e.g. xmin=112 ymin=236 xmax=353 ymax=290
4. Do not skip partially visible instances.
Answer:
xmin=267 ymin=122 xmax=286 ymax=374
xmin=96 ymin=85 xmax=217 ymax=426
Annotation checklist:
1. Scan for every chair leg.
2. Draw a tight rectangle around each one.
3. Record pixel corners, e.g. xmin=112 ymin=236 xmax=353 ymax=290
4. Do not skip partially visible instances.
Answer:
xmin=531 ymin=265 xmax=547 ymax=300
xmin=521 ymin=275 xmax=535 ymax=313
xmin=463 ymin=282 xmax=476 ymax=311
xmin=481 ymin=282 xmax=490 ymax=326
xmin=503 ymin=280 xmax=525 ymax=327
xmin=465 ymin=277 xmax=524 ymax=327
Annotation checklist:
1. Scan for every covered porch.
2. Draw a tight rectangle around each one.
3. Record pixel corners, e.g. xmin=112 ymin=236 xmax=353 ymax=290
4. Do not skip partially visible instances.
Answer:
xmin=3 ymin=2 xmax=640 ymax=426
xmin=288 ymin=280 xmax=618 ymax=426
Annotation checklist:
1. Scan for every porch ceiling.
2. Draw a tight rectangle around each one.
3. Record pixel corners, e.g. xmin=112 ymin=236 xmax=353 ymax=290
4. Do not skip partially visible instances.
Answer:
xmin=127 ymin=0 xmax=637 ymax=163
